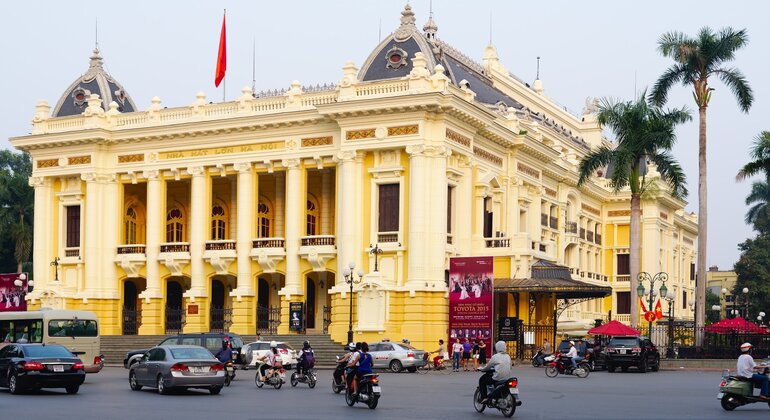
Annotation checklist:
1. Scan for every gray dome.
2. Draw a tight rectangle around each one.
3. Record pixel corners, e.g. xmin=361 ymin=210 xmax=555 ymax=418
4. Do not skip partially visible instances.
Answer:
xmin=52 ymin=48 xmax=137 ymax=117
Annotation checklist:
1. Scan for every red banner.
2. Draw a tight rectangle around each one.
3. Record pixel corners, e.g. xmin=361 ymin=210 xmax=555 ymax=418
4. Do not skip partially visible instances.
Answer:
xmin=0 ymin=273 xmax=28 ymax=312
xmin=449 ymin=257 xmax=494 ymax=359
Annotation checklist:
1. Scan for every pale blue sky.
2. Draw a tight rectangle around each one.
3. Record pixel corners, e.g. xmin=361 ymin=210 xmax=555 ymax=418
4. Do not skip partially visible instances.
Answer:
xmin=2 ymin=0 xmax=768 ymax=269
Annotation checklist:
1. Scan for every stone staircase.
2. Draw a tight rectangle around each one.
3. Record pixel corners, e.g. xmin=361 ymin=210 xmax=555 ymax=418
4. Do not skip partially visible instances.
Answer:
xmin=100 ymin=333 xmax=344 ymax=368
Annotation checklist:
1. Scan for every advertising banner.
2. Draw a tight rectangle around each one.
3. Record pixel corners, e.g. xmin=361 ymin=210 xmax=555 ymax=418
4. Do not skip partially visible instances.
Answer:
xmin=0 ymin=273 xmax=28 ymax=312
xmin=449 ymin=257 xmax=493 ymax=359
xmin=289 ymin=301 xmax=304 ymax=331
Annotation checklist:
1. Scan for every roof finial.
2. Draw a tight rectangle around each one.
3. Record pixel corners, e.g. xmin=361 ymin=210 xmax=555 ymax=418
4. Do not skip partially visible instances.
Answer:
xmin=89 ymin=45 xmax=104 ymax=69
xmin=423 ymin=0 xmax=438 ymax=40
xmin=536 ymin=56 xmax=540 ymax=80
xmin=95 ymin=17 xmax=99 ymax=49
xmin=395 ymin=3 xmax=418 ymax=41
xmin=533 ymin=56 xmax=544 ymax=94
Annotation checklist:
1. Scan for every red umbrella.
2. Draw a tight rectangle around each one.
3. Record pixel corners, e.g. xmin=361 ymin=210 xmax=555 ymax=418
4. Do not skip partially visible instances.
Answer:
xmin=587 ymin=320 xmax=641 ymax=336
xmin=705 ymin=317 xmax=769 ymax=334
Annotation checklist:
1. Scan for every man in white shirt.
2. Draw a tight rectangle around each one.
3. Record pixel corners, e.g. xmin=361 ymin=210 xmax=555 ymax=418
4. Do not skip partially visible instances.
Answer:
xmin=737 ymin=343 xmax=769 ymax=399
xmin=565 ymin=341 xmax=582 ymax=370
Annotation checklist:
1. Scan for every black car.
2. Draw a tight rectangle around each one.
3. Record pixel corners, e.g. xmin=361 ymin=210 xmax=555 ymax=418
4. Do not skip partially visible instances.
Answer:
xmin=605 ymin=336 xmax=660 ymax=373
xmin=123 ymin=332 xmax=244 ymax=368
xmin=555 ymin=338 xmax=607 ymax=371
xmin=0 ymin=344 xmax=86 ymax=394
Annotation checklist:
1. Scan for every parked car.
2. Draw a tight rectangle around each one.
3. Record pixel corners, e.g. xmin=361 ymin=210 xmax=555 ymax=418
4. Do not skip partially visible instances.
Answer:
xmin=240 ymin=341 xmax=297 ymax=369
xmin=123 ymin=333 xmax=244 ymax=368
xmin=369 ymin=341 xmax=426 ymax=372
xmin=128 ymin=345 xmax=225 ymax=394
xmin=605 ymin=335 xmax=660 ymax=373
xmin=0 ymin=343 xmax=86 ymax=394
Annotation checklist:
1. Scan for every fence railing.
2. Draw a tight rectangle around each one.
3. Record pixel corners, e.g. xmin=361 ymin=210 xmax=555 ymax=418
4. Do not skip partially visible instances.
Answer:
xmin=210 ymin=307 xmax=233 ymax=332
xmin=636 ymin=324 xmax=770 ymax=359
xmin=165 ymin=307 xmax=186 ymax=334
xmin=122 ymin=307 xmax=140 ymax=335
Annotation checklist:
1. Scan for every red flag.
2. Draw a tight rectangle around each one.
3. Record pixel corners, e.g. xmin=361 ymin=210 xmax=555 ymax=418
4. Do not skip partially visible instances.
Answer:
xmin=654 ymin=299 xmax=663 ymax=320
xmin=214 ymin=13 xmax=227 ymax=87
xmin=639 ymin=297 xmax=648 ymax=314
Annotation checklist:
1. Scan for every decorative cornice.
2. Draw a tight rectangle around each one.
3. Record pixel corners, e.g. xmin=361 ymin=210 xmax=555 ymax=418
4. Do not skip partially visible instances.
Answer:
xmin=301 ymin=136 xmax=333 ymax=147
xmin=445 ymin=128 xmax=471 ymax=148
xmin=281 ymin=158 xmax=300 ymax=169
xmin=517 ymin=162 xmax=540 ymax=179
xmin=387 ymin=125 xmax=418 ymax=137
xmin=473 ymin=146 xmax=503 ymax=167
xmin=36 ymin=159 xmax=59 ymax=169
xmin=233 ymin=162 xmax=252 ymax=173
xmin=544 ymin=187 xmax=557 ymax=199
xmin=186 ymin=166 xmax=205 ymax=177
xmin=346 ymin=128 xmax=376 ymax=140
xmin=118 ymin=153 xmax=144 ymax=164
xmin=581 ymin=204 xmax=600 ymax=217
xmin=142 ymin=169 xmax=160 ymax=180
xmin=68 ymin=155 xmax=91 ymax=165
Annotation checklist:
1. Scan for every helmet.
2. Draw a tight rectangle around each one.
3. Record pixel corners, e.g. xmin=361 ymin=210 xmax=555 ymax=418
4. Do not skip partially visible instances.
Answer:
xmin=495 ymin=341 xmax=506 ymax=353
xmin=270 ymin=341 xmax=278 ymax=348
xmin=303 ymin=340 xmax=310 ymax=349
xmin=347 ymin=342 xmax=356 ymax=351
xmin=569 ymin=341 xmax=575 ymax=346
xmin=740 ymin=342 xmax=753 ymax=352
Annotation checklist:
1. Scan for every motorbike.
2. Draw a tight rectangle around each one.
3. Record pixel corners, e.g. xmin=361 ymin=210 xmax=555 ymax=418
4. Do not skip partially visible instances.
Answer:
xmin=545 ymin=355 xmax=590 ymax=378
xmin=291 ymin=368 xmax=317 ymax=388
xmin=531 ymin=350 xmax=545 ymax=367
xmin=718 ymin=364 xmax=770 ymax=411
xmin=224 ymin=360 xmax=236 ymax=386
xmin=255 ymin=362 xmax=286 ymax=389
xmin=332 ymin=356 xmax=347 ymax=393
xmin=345 ymin=373 xmax=381 ymax=409
xmin=473 ymin=376 xmax=522 ymax=418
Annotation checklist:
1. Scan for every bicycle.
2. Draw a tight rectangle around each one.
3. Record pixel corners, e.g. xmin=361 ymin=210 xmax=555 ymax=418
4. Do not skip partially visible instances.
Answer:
xmin=417 ymin=353 xmax=450 ymax=374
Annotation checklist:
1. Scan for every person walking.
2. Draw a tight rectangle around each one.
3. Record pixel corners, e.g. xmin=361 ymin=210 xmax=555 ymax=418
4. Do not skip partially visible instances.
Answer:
xmin=462 ymin=338 xmax=473 ymax=371
xmin=472 ymin=339 xmax=481 ymax=370
xmin=452 ymin=338 xmax=463 ymax=372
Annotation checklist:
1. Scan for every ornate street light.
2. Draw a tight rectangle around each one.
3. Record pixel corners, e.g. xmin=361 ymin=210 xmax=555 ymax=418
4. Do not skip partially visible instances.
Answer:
xmin=369 ymin=243 xmax=383 ymax=272
xmin=343 ymin=261 xmax=365 ymax=344
xmin=665 ymin=295 xmax=676 ymax=359
xmin=637 ymin=272 xmax=668 ymax=335
xmin=50 ymin=257 xmax=61 ymax=282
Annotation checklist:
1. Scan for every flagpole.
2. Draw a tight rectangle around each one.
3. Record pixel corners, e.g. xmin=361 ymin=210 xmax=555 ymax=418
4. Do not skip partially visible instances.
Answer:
xmin=223 ymin=9 xmax=226 ymax=102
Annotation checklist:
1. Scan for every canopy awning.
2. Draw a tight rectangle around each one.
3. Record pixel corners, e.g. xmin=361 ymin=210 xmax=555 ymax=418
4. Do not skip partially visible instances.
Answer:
xmin=493 ymin=276 xmax=612 ymax=299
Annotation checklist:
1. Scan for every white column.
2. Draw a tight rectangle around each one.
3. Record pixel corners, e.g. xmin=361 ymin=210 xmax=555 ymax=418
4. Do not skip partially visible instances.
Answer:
xmin=275 ymin=173 xmax=285 ymax=238
xmin=426 ymin=146 xmax=449 ymax=285
xmin=29 ymin=177 xmax=53 ymax=292
xmin=187 ymin=166 xmax=207 ymax=296
xmin=282 ymin=159 xmax=303 ymax=296
xmin=406 ymin=145 xmax=427 ymax=285
xmin=142 ymin=170 xmax=163 ymax=298
xmin=234 ymin=163 xmax=255 ymax=294
xmin=82 ymin=173 xmax=102 ymax=295
xmin=335 ymin=151 xmax=356 ymax=285
xmin=320 ymin=169 xmax=331 ymax=235
xmin=100 ymin=175 xmax=119 ymax=297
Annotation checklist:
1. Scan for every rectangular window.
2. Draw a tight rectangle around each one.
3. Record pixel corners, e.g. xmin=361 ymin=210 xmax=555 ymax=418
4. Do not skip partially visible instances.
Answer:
xmin=483 ymin=197 xmax=493 ymax=238
xmin=616 ymin=292 xmax=630 ymax=314
xmin=378 ymin=184 xmax=400 ymax=232
xmin=690 ymin=263 xmax=695 ymax=281
xmin=66 ymin=205 xmax=81 ymax=248
xmin=47 ymin=319 xmax=98 ymax=337
xmin=682 ymin=291 xmax=687 ymax=309
xmin=447 ymin=186 xmax=453 ymax=234
xmin=617 ymin=254 xmax=630 ymax=275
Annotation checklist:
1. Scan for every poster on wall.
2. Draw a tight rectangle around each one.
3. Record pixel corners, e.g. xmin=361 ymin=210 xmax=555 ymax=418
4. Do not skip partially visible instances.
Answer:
xmin=289 ymin=302 xmax=304 ymax=331
xmin=0 ymin=273 xmax=29 ymax=312
xmin=449 ymin=257 xmax=493 ymax=359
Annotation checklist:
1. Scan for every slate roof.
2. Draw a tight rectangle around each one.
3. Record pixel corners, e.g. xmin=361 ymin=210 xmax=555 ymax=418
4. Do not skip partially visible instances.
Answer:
xmin=494 ymin=260 xmax=612 ymax=299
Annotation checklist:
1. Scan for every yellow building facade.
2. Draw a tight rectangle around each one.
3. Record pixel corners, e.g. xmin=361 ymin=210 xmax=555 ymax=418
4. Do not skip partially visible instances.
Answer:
xmin=11 ymin=5 xmax=697 ymax=349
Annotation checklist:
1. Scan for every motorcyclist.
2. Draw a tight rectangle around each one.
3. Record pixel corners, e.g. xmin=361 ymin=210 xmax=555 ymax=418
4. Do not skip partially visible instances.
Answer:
xmin=565 ymin=340 xmax=581 ymax=371
xmin=737 ymin=342 xmax=769 ymax=400
xmin=296 ymin=340 xmax=314 ymax=378
xmin=334 ymin=342 xmax=356 ymax=387
xmin=215 ymin=337 xmax=233 ymax=364
xmin=478 ymin=341 xmax=513 ymax=403
xmin=257 ymin=341 xmax=282 ymax=382
xmin=345 ymin=342 xmax=363 ymax=395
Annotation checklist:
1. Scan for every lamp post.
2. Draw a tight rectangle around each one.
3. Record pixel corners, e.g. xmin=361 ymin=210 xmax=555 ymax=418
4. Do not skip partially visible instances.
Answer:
xmin=50 ymin=257 xmax=60 ymax=282
xmin=665 ymin=295 xmax=675 ymax=359
xmin=637 ymin=272 xmax=668 ymax=335
xmin=343 ymin=261 xmax=364 ymax=344
xmin=712 ymin=305 xmax=722 ymax=322
xmin=742 ymin=287 xmax=750 ymax=319
xmin=757 ymin=311 xmax=765 ymax=326
xmin=369 ymin=243 xmax=383 ymax=272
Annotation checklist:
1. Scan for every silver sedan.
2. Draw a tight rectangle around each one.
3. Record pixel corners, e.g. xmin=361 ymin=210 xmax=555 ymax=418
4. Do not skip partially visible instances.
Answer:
xmin=128 ymin=345 xmax=226 ymax=395
xmin=369 ymin=342 xmax=427 ymax=372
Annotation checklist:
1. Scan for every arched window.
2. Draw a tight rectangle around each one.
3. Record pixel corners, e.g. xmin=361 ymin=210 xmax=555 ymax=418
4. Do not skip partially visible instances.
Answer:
xmin=211 ymin=204 xmax=227 ymax=240
xmin=306 ymin=198 xmax=319 ymax=236
xmin=166 ymin=208 xmax=184 ymax=242
xmin=258 ymin=202 xmax=271 ymax=238
xmin=125 ymin=207 xmax=138 ymax=244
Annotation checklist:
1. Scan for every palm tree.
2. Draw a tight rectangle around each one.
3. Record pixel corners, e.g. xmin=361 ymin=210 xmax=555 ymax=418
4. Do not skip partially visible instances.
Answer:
xmin=578 ymin=93 xmax=690 ymax=329
xmin=650 ymin=27 xmax=753 ymax=345
xmin=0 ymin=151 xmax=34 ymax=273
xmin=743 ymin=178 xmax=770 ymax=231
xmin=737 ymin=131 xmax=770 ymax=181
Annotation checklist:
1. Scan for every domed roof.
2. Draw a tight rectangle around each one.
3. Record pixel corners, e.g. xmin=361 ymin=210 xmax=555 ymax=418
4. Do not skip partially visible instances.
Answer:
xmin=52 ymin=48 xmax=137 ymax=117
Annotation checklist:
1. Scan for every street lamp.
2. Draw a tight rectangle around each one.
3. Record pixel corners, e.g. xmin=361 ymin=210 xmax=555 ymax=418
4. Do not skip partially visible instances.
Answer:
xmin=742 ymin=287 xmax=750 ymax=319
xmin=712 ymin=304 xmax=722 ymax=321
xmin=758 ymin=311 xmax=766 ymax=326
xmin=50 ymin=257 xmax=61 ymax=282
xmin=665 ymin=295 xmax=676 ymax=359
xmin=369 ymin=243 xmax=383 ymax=272
xmin=637 ymin=272 xmax=668 ymax=335
xmin=343 ymin=261 xmax=364 ymax=344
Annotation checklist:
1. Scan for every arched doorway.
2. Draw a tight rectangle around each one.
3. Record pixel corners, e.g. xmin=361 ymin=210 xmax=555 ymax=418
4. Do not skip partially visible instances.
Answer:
xmin=123 ymin=281 xmax=138 ymax=335
xmin=257 ymin=278 xmax=271 ymax=333
xmin=210 ymin=279 xmax=226 ymax=332
xmin=166 ymin=280 xmax=184 ymax=333
xmin=306 ymin=277 xmax=316 ymax=329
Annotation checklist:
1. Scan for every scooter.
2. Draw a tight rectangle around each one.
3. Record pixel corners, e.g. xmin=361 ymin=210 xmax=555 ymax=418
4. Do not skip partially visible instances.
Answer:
xmin=291 ymin=368 xmax=317 ymax=388
xmin=254 ymin=362 xmax=286 ymax=389
xmin=473 ymin=376 xmax=522 ymax=418
xmin=531 ymin=350 xmax=545 ymax=367
xmin=345 ymin=373 xmax=381 ymax=409
xmin=545 ymin=355 xmax=590 ymax=378
xmin=224 ymin=360 xmax=236 ymax=386
xmin=718 ymin=363 xmax=770 ymax=411
xmin=332 ymin=356 xmax=347 ymax=393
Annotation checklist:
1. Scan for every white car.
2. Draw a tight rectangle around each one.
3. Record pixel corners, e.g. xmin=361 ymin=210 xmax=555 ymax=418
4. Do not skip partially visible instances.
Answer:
xmin=240 ymin=341 xmax=298 ymax=369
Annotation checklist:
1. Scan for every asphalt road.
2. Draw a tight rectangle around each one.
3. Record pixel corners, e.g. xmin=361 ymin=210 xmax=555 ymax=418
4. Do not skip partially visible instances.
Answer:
xmin=1 ymin=366 xmax=769 ymax=419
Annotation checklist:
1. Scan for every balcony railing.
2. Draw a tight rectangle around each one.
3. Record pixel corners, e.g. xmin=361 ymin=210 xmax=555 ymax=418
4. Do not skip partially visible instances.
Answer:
xmin=252 ymin=238 xmax=285 ymax=248
xmin=117 ymin=245 xmax=146 ymax=254
xmin=377 ymin=232 xmax=399 ymax=243
xmin=587 ymin=231 xmax=594 ymax=242
xmin=301 ymin=235 xmax=336 ymax=246
xmin=485 ymin=237 xmax=510 ymax=248
xmin=579 ymin=228 xmax=586 ymax=240
xmin=616 ymin=275 xmax=630 ymax=282
xmin=565 ymin=222 xmax=578 ymax=234
xmin=64 ymin=247 xmax=80 ymax=258
xmin=595 ymin=234 xmax=602 ymax=245
xmin=205 ymin=240 xmax=236 ymax=251
xmin=160 ymin=242 xmax=190 ymax=253
xmin=549 ymin=216 xmax=558 ymax=229
xmin=540 ymin=213 xmax=548 ymax=227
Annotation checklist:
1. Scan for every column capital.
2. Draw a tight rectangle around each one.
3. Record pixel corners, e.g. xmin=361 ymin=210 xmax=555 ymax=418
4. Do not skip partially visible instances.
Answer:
xmin=334 ymin=150 xmax=357 ymax=163
xmin=143 ymin=169 xmax=161 ymax=180
xmin=28 ymin=176 xmax=49 ymax=188
xmin=186 ymin=166 xmax=206 ymax=177
xmin=81 ymin=172 xmax=98 ymax=183
xmin=233 ymin=162 xmax=252 ymax=173
xmin=424 ymin=145 xmax=451 ymax=158
xmin=281 ymin=158 xmax=300 ymax=169
xmin=405 ymin=144 xmax=425 ymax=157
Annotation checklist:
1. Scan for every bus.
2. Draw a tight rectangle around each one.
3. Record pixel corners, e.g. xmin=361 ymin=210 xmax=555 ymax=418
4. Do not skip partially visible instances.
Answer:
xmin=0 ymin=309 xmax=103 ymax=373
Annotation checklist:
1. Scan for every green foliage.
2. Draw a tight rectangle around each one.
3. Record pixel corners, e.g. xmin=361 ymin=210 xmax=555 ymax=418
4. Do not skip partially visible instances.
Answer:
xmin=733 ymin=235 xmax=770 ymax=319
xmin=0 ymin=150 xmax=34 ymax=272
xmin=706 ymin=290 xmax=721 ymax=324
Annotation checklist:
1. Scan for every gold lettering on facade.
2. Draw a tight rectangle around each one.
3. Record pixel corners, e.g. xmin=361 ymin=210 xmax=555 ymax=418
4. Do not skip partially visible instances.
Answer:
xmin=607 ymin=210 xmax=640 ymax=217
xmin=387 ymin=125 xmax=418 ymax=136
xmin=582 ymin=204 xmax=600 ymax=216
xmin=158 ymin=141 xmax=286 ymax=160
xmin=345 ymin=129 xmax=376 ymax=140
xmin=517 ymin=162 xmax=540 ymax=179
xmin=118 ymin=153 xmax=145 ymax=164
xmin=36 ymin=159 xmax=59 ymax=168
xmin=301 ymin=136 xmax=333 ymax=147
xmin=445 ymin=129 xmax=471 ymax=147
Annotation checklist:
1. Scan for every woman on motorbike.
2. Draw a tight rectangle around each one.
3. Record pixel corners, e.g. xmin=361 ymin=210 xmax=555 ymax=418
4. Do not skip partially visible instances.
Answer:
xmin=296 ymin=340 xmax=314 ymax=378
xmin=257 ymin=341 xmax=282 ymax=382
xmin=215 ymin=337 xmax=233 ymax=363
